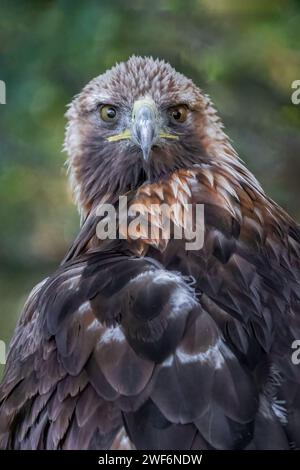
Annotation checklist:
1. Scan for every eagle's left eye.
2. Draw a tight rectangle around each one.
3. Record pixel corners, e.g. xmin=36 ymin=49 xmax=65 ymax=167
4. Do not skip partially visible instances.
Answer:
xmin=169 ymin=105 xmax=188 ymax=123
xmin=99 ymin=105 xmax=118 ymax=122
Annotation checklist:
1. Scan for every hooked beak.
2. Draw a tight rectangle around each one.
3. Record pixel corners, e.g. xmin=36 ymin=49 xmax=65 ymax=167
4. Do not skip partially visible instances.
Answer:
xmin=132 ymin=98 xmax=158 ymax=162
xmin=106 ymin=97 xmax=179 ymax=153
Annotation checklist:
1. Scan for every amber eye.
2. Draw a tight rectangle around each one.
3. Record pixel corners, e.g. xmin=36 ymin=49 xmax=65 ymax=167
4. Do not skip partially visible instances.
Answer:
xmin=99 ymin=105 xmax=118 ymax=122
xmin=169 ymin=105 xmax=188 ymax=123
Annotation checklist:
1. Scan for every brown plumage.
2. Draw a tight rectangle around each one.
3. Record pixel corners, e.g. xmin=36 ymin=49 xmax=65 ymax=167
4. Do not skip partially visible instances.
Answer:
xmin=0 ymin=56 xmax=300 ymax=450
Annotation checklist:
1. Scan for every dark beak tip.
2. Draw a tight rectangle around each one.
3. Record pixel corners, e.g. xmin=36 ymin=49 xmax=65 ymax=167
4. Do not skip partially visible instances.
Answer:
xmin=141 ymin=146 xmax=151 ymax=162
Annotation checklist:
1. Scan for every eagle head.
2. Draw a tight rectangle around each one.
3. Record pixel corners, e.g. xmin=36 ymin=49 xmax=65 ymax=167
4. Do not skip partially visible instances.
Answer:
xmin=64 ymin=56 xmax=234 ymax=217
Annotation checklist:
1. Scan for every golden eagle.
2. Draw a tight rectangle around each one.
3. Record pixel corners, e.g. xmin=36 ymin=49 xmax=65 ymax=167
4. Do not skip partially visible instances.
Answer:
xmin=0 ymin=57 xmax=299 ymax=450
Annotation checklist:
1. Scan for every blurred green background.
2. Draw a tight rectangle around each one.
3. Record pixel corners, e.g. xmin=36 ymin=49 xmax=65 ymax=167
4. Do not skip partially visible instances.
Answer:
xmin=0 ymin=0 xmax=300 ymax=375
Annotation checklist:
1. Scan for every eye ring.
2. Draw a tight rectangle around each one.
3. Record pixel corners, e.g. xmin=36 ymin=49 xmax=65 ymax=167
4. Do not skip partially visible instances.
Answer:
xmin=99 ymin=105 xmax=118 ymax=122
xmin=169 ymin=105 xmax=188 ymax=123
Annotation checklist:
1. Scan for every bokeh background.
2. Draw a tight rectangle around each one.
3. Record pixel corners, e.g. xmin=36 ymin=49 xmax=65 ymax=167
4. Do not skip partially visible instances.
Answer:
xmin=0 ymin=0 xmax=300 ymax=376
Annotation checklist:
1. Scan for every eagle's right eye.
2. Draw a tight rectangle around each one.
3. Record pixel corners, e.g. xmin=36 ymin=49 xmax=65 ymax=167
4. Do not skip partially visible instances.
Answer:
xmin=99 ymin=105 xmax=118 ymax=122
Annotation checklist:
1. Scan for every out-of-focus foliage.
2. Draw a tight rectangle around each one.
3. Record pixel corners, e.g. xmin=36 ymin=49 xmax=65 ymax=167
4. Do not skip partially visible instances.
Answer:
xmin=0 ymin=0 xmax=299 ymax=374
